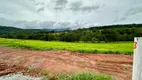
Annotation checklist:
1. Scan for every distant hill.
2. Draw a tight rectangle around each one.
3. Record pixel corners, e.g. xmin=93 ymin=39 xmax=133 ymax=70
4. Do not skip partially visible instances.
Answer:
xmin=0 ymin=24 xmax=142 ymax=42
xmin=1 ymin=24 xmax=142 ymax=33
xmin=0 ymin=26 xmax=71 ymax=33
xmin=0 ymin=26 xmax=23 ymax=35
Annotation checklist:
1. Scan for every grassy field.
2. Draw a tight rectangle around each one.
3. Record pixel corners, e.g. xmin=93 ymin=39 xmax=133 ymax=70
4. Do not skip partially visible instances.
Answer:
xmin=0 ymin=38 xmax=133 ymax=55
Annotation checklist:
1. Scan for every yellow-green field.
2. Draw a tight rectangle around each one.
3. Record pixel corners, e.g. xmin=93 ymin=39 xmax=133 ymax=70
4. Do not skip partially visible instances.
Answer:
xmin=0 ymin=38 xmax=134 ymax=55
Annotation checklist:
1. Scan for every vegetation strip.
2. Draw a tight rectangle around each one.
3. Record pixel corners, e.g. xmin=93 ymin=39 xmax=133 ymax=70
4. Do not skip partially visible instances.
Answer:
xmin=42 ymin=72 xmax=113 ymax=80
xmin=0 ymin=38 xmax=133 ymax=55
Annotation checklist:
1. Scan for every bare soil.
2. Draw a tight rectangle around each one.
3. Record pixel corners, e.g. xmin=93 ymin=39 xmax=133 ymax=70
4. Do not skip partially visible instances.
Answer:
xmin=0 ymin=47 xmax=133 ymax=80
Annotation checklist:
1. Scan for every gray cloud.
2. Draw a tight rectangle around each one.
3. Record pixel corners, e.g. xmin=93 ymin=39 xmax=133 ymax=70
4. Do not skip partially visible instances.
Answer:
xmin=0 ymin=17 xmax=83 ymax=29
xmin=113 ymin=17 xmax=127 ymax=23
xmin=0 ymin=0 xmax=142 ymax=29
xmin=69 ymin=1 xmax=83 ymax=11
xmin=54 ymin=6 xmax=64 ymax=11
xmin=69 ymin=1 xmax=102 ymax=12
xmin=53 ymin=0 xmax=68 ymax=10
xmin=127 ymin=5 xmax=142 ymax=16
xmin=40 ymin=21 xmax=56 ymax=28
xmin=55 ymin=0 xmax=68 ymax=6
xmin=35 ymin=2 xmax=44 ymax=6
xmin=37 ymin=7 xmax=45 ymax=12
xmin=114 ymin=5 xmax=142 ymax=22
xmin=81 ymin=6 xmax=101 ymax=12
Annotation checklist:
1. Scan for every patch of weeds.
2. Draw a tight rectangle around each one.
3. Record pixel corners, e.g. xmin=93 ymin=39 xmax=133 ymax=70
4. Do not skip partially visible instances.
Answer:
xmin=26 ymin=68 xmax=34 ymax=73
xmin=94 ymin=74 xmax=113 ymax=80
xmin=41 ymin=72 xmax=113 ymax=80
xmin=77 ymin=50 xmax=87 ymax=53
xmin=42 ymin=77 xmax=51 ymax=80
xmin=40 ymin=70 xmax=48 ymax=76
xmin=91 ymin=50 xmax=99 ymax=54
xmin=71 ymin=72 xmax=95 ymax=80
xmin=114 ymin=51 xmax=121 ymax=54
xmin=125 ymin=52 xmax=133 ymax=55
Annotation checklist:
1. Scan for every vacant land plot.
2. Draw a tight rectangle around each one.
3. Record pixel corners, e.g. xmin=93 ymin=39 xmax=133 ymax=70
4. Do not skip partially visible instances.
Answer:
xmin=0 ymin=47 xmax=132 ymax=80
xmin=0 ymin=38 xmax=133 ymax=54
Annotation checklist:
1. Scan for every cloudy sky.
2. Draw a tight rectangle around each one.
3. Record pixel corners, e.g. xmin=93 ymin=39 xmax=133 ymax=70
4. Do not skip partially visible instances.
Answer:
xmin=0 ymin=0 xmax=142 ymax=29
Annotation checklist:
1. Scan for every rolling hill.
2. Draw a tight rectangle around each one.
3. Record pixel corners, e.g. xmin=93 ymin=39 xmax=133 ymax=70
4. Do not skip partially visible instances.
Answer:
xmin=0 ymin=24 xmax=142 ymax=42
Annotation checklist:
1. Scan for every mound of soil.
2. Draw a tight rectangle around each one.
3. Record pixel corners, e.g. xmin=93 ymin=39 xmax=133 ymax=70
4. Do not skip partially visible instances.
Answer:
xmin=0 ymin=47 xmax=133 ymax=80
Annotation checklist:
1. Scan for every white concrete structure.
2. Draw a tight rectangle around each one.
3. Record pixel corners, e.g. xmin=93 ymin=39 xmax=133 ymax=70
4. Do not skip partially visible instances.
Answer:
xmin=132 ymin=37 xmax=142 ymax=80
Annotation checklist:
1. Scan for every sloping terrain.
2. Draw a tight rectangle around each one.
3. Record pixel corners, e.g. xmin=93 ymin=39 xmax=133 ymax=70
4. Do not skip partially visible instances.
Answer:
xmin=0 ymin=47 xmax=133 ymax=80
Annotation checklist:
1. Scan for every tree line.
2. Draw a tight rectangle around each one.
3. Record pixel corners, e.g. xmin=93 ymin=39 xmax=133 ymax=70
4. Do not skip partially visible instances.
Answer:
xmin=0 ymin=24 xmax=142 ymax=42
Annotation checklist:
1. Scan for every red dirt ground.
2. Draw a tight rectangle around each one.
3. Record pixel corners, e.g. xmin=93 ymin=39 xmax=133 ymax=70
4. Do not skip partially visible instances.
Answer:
xmin=0 ymin=47 xmax=133 ymax=80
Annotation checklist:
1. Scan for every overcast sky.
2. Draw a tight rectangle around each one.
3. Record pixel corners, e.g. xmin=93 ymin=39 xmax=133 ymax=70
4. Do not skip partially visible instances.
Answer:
xmin=0 ymin=0 xmax=142 ymax=29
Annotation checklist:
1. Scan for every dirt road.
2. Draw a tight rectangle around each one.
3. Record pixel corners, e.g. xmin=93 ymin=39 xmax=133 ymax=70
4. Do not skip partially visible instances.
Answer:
xmin=0 ymin=47 xmax=133 ymax=80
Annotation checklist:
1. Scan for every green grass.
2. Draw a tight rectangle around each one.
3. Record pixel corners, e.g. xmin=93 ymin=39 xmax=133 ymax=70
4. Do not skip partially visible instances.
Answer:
xmin=0 ymin=38 xmax=133 ymax=55
xmin=42 ymin=72 xmax=113 ymax=80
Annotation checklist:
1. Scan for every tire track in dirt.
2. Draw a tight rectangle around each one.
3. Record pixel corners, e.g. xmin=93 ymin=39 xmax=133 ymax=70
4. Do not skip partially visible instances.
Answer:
xmin=0 ymin=47 xmax=133 ymax=80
